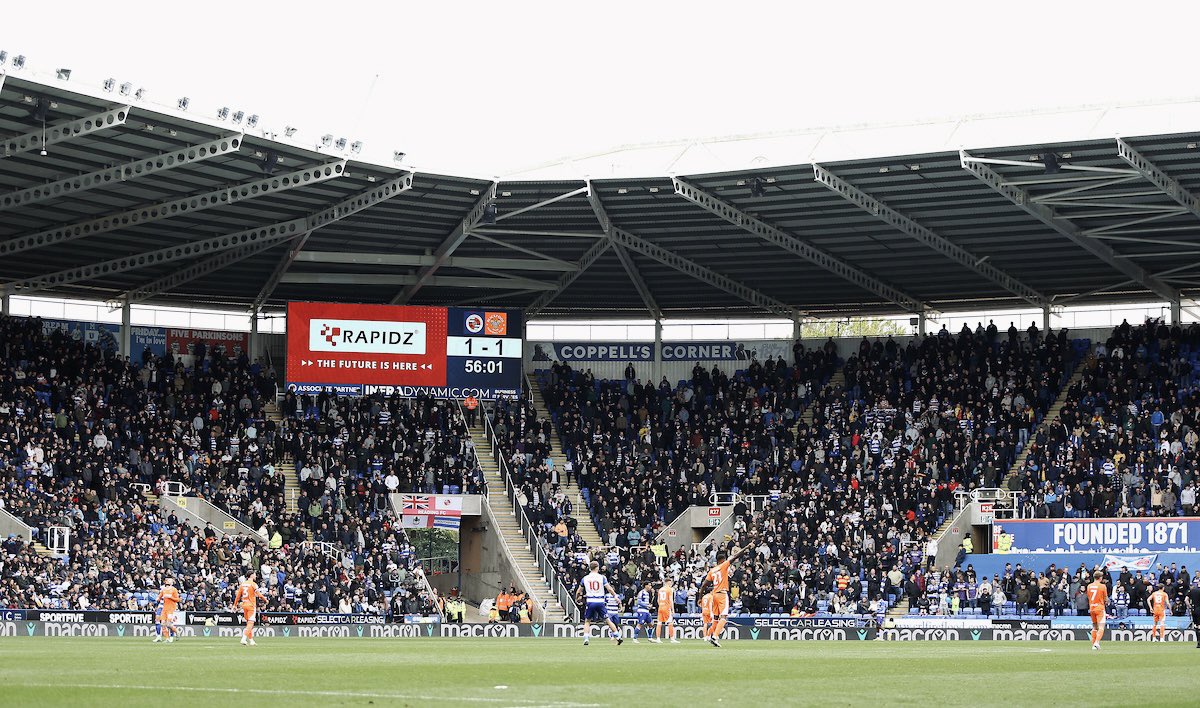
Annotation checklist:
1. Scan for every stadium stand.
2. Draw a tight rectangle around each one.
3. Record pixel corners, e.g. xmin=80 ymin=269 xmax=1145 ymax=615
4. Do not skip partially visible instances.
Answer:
xmin=0 ymin=315 xmax=440 ymax=617
xmin=1012 ymin=319 xmax=1200 ymax=519
xmin=511 ymin=325 xmax=1092 ymax=619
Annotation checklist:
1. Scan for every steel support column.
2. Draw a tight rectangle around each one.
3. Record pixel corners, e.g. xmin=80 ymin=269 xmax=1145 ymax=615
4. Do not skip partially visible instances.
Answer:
xmin=672 ymin=177 xmax=924 ymax=312
xmin=392 ymin=183 xmax=498 ymax=304
xmin=2 ymin=106 xmax=131 ymax=159
xmin=918 ymin=311 xmax=927 ymax=336
xmin=813 ymin=164 xmax=1046 ymax=308
xmin=1171 ymin=300 xmax=1183 ymax=324
xmin=0 ymin=134 xmax=244 ymax=212
xmin=120 ymin=299 xmax=131 ymax=359
xmin=0 ymin=161 xmax=346 ymax=257
xmin=961 ymin=150 xmax=1178 ymax=304
xmin=250 ymin=308 xmax=260 ymax=362
xmin=654 ymin=319 xmax=663 ymax=382
xmin=0 ymin=284 xmax=9 ymax=317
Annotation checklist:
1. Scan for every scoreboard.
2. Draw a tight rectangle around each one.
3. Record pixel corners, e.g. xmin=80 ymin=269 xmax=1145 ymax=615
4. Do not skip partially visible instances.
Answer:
xmin=285 ymin=302 xmax=522 ymax=399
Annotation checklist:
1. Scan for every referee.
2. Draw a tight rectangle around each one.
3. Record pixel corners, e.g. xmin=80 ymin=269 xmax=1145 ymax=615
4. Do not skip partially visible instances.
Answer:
xmin=1187 ymin=581 xmax=1200 ymax=649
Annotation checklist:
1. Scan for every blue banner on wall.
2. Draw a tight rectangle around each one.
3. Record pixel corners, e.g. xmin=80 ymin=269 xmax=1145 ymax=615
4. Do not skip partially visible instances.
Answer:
xmin=130 ymin=326 xmax=168 ymax=357
xmin=999 ymin=518 xmax=1200 ymax=553
xmin=40 ymin=319 xmax=120 ymax=351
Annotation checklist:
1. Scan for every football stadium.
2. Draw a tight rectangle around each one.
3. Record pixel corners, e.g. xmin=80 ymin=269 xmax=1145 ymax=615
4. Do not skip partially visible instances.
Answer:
xmin=5 ymin=3 xmax=1200 ymax=706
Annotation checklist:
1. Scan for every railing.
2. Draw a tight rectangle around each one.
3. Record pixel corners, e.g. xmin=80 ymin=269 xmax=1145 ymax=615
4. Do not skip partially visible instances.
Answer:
xmin=482 ymin=405 xmax=579 ymax=622
xmin=418 ymin=554 xmax=459 ymax=576
xmin=159 ymin=481 xmax=188 ymax=497
xmin=46 ymin=526 xmax=70 ymax=556
xmin=454 ymin=398 xmax=487 ymax=498
xmin=413 ymin=566 xmax=446 ymax=623
xmin=301 ymin=540 xmax=346 ymax=563
xmin=709 ymin=491 xmax=739 ymax=506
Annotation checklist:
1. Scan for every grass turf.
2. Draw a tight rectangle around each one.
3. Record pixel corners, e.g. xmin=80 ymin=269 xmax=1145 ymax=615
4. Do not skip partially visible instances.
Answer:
xmin=1 ymin=637 xmax=1197 ymax=707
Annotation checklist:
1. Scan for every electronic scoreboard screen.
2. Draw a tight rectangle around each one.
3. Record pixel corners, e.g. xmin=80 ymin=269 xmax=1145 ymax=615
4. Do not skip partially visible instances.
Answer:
xmin=285 ymin=302 xmax=522 ymax=399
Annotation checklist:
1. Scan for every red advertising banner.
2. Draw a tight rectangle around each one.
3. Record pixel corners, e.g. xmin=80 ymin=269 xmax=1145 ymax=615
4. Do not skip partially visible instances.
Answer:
xmin=166 ymin=328 xmax=249 ymax=356
xmin=286 ymin=302 xmax=448 ymax=388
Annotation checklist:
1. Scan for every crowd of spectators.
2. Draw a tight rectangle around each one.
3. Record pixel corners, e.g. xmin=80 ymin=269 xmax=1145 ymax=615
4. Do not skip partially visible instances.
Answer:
xmin=1012 ymin=318 xmax=1200 ymax=520
xmin=904 ymin=559 xmax=1196 ymax=618
xmin=0 ymin=313 xmax=294 ymax=535
xmin=0 ymin=315 xmax=439 ymax=618
xmin=512 ymin=325 xmax=1079 ymax=617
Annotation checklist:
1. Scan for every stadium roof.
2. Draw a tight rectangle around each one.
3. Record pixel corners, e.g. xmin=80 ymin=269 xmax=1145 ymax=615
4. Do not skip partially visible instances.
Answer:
xmin=5 ymin=70 xmax=1200 ymax=321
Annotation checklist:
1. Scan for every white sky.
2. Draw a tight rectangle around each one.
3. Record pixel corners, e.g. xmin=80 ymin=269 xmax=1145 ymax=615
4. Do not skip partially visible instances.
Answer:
xmin=6 ymin=0 xmax=1200 ymax=176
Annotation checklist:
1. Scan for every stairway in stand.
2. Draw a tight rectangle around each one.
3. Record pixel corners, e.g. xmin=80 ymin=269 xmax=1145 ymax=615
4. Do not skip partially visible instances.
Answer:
xmin=469 ymin=422 xmax=570 ymax=622
xmin=798 ymin=363 xmax=845 ymax=431
xmin=264 ymin=401 xmax=309 ymax=539
xmin=526 ymin=384 xmax=605 ymax=549
xmin=1000 ymin=346 xmax=1093 ymax=489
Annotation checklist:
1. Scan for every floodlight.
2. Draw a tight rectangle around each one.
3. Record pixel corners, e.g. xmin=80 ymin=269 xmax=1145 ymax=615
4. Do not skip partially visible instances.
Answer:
xmin=350 ymin=141 xmax=363 ymax=154
xmin=231 ymin=111 xmax=244 ymax=124
xmin=55 ymin=68 xmax=71 ymax=81
xmin=335 ymin=137 xmax=348 ymax=151
xmin=177 ymin=97 xmax=190 ymax=111
xmin=217 ymin=107 xmax=230 ymax=120
xmin=320 ymin=134 xmax=333 ymax=147
xmin=246 ymin=114 xmax=259 ymax=128
xmin=481 ymin=203 xmax=498 ymax=225
xmin=393 ymin=151 xmax=406 ymax=163
xmin=103 ymin=78 xmax=116 ymax=92
xmin=12 ymin=55 xmax=25 ymax=69
xmin=284 ymin=126 xmax=298 ymax=137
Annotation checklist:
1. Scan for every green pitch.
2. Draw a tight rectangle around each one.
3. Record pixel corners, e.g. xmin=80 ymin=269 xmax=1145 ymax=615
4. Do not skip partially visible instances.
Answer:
xmin=2 ymin=638 xmax=1197 ymax=707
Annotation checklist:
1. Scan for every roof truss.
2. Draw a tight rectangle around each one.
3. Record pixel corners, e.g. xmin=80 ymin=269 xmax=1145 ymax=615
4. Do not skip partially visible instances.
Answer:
xmin=391 ymin=183 xmax=497 ymax=304
xmin=10 ymin=172 xmax=414 ymax=295
xmin=961 ymin=149 xmax=1178 ymax=304
xmin=813 ymin=164 xmax=1046 ymax=308
xmin=2 ymin=105 xmax=130 ymax=159
xmin=0 ymin=134 xmax=244 ymax=212
xmin=590 ymin=187 xmax=661 ymax=320
xmin=0 ymin=160 xmax=346 ymax=258
xmin=672 ymin=177 xmax=924 ymax=312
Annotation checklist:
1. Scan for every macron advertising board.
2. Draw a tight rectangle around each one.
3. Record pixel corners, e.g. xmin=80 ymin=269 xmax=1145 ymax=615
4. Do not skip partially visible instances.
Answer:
xmin=999 ymin=518 xmax=1200 ymax=553
xmin=286 ymin=302 xmax=522 ymax=400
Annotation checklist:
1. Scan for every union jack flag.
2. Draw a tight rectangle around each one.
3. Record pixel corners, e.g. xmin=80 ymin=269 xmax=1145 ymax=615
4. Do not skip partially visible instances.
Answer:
xmin=400 ymin=494 xmax=430 ymax=512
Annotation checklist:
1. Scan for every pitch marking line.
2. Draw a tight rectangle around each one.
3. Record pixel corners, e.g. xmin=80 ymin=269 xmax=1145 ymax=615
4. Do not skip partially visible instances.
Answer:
xmin=16 ymin=682 xmax=601 ymax=706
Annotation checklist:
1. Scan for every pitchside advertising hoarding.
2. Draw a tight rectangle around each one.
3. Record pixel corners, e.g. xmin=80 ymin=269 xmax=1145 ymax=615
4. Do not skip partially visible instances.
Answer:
xmin=4 ymin=619 xmax=1197 ymax=642
xmin=286 ymin=302 xmax=523 ymax=400
xmin=997 ymin=518 xmax=1200 ymax=553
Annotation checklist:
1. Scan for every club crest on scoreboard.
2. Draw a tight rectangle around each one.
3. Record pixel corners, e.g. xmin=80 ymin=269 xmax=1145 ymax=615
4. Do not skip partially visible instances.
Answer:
xmin=484 ymin=312 xmax=508 ymax=335
xmin=464 ymin=312 xmax=485 ymax=334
